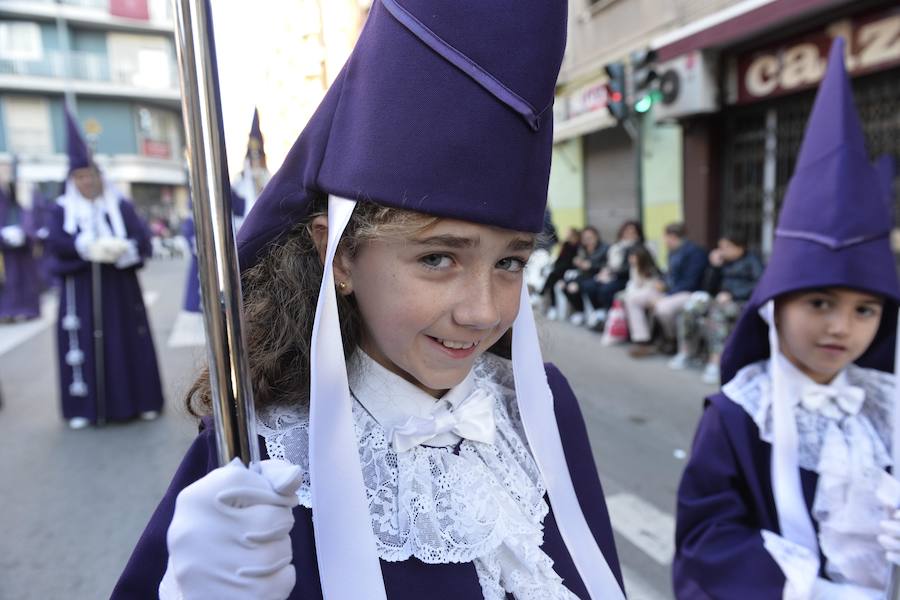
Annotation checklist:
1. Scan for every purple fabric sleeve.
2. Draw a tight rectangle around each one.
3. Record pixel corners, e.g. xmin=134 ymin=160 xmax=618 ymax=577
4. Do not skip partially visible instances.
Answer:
xmin=544 ymin=362 xmax=625 ymax=595
xmin=44 ymin=204 xmax=88 ymax=276
xmin=673 ymin=393 xmax=820 ymax=599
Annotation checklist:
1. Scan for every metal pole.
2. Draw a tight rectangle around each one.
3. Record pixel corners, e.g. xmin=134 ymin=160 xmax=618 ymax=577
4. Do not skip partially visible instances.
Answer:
xmin=172 ymin=0 xmax=259 ymax=467
xmin=91 ymin=261 xmax=106 ymax=427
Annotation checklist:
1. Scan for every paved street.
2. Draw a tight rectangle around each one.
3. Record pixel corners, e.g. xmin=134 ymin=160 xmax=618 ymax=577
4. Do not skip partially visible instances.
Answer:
xmin=0 ymin=257 xmax=711 ymax=599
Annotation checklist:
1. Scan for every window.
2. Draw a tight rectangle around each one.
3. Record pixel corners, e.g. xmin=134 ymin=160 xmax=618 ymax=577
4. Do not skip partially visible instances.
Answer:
xmin=135 ymin=105 xmax=181 ymax=159
xmin=4 ymin=96 xmax=53 ymax=154
xmin=0 ymin=22 xmax=43 ymax=61
xmin=107 ymin=33 xmax=173 ymax=89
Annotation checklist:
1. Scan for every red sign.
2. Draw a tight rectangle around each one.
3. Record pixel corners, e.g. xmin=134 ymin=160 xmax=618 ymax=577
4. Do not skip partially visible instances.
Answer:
xmin=734 ymin=5 xmax=900 ymax=104
xmin=110 ymin=0 xmax=150 ymax=21
xmin=141 ymin=139 xmax=171 ymax=159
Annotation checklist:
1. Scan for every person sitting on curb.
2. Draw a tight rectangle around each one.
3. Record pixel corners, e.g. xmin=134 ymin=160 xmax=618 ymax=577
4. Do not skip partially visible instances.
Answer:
xmin=628 ymin=222 xmax=707 ymax=358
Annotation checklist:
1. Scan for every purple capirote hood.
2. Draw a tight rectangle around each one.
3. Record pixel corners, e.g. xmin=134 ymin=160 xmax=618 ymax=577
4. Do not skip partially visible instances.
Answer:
xmin=65 ymin=106 xmax=93 ymax=175
xmin=720 ymin=37 xmax=900 ymax=383
xmin=236 ymin=0 xmax=567 ymax=270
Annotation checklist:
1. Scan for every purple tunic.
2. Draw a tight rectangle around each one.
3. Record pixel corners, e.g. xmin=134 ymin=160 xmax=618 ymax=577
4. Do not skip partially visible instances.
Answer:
xmin=45 ymin=200 xmax=164 ymax=423
xmin=180 ymin=217 xmax=200 ymax=313
xmin=0 ymin=201 xmax=41 ymax=319
xmin=112 ymin=364 xmax=624 ymax=599
xmin=182 ymin=191 xmax=245 ymax=313
xmin=673 ymin=393 xmax=821 ymax=599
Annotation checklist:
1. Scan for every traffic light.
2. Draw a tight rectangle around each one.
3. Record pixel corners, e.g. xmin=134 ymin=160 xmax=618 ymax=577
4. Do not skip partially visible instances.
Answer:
xmin=631 ymin=48 xmax=659 ymax=114
xmin=604 ymin=62 xmax=628 ymax=123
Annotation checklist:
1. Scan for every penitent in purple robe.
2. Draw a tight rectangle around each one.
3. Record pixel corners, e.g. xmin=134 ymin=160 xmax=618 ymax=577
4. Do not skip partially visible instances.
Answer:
xmin=181 ymin=191 xmax=245 ymax=313
xmin=45 ymin=200 xmax=164 ymax=423
xmin=673 ymin=392 xmax=821 ymax=599
xmin=674 ymin=38 xmax=899 ymax=599
xmin=0 ymin=194 xmax=41 ymax=319
xmin=111 ymin=364 xmax=624 ymax=599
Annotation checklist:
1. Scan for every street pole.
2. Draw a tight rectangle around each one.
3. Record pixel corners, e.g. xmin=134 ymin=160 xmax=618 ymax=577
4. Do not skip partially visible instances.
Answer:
xmin=172 ymin=0 xmax=259 ymax=467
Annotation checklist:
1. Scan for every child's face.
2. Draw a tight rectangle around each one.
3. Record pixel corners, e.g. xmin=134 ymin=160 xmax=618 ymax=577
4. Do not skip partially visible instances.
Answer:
xmin=776 ymin=288 xmax=884 ymax=384
xmin=345 ymin=218 xmax=534 ymax=396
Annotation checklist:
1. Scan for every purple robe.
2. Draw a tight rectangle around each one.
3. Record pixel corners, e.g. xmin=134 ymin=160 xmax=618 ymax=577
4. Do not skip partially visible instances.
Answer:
xmin=45 ymin=200 xmax=164 ymax=423
xmin=182 ymin=191 xmax=245 ymax=313
xmin=0 ymin=202 xmax=41 ymax=319
xmin=673 ymin=393 xmax=822 ymax=599
xmin=112 ymin=364 xmax=624 ymax=598
xmin=181 ymin=217 xmax=200 ymax=313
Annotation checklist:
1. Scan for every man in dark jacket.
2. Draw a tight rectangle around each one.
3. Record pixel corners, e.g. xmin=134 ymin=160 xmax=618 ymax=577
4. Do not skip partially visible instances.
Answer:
xmin=630 ymin=222 xmax=707 ymax=357
xmin=669 ymin=231 xmax=764 ymax=383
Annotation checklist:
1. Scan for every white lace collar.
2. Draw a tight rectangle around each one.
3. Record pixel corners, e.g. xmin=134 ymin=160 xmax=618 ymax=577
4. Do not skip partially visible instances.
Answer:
xmin=348 ymin=349 xmax=475 ymax=449
xmin=722 ymin=356 xmax=893 ymax=472
xmin=257 ymin=352 xmax=578 ymax=599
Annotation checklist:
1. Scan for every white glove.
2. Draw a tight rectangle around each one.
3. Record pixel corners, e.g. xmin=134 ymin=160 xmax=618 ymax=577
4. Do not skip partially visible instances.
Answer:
xmin=1 ymin=225 xmax=26 ymax=248
xmin=74 ymin=232 xmax=95 ymax=261
xmin=879 ymin=509 xmax=900 ymax=566
xmin=810 ymin=578 xmax=880 ymax=599
xmin=164 ymin=458 xmax=302 ymax=600
xmin=88 ymin=237 xmax=130 ymax=263
xmin=114 ymin=240 xmax=140 ymax=269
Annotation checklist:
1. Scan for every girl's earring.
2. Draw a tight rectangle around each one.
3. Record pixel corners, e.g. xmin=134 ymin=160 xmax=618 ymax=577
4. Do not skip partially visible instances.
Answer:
xmin=337 ymin=281 xmax=348 ymax=293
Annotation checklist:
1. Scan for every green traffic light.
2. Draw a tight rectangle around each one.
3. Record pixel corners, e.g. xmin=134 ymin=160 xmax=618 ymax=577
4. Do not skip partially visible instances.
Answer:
xmin=634 ymin=94 xmax=653 ymax=113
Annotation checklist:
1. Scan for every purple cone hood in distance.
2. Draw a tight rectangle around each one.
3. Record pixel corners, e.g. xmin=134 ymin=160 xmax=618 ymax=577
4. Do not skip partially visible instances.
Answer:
xmin=720 ymin=37 xmax=900 ymax=383
xmin=65 ymin=107 xmax=93 ymax=175
xmin=236 ymin=0 xmax=567 ymax=270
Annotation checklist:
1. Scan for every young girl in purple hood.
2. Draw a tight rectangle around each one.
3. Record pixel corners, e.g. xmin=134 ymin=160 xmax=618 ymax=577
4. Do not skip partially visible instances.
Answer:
xmin=674 ymin=39 xmax=900 ymax=600
xmin=113 ymin=2 xmax=627 ymax=599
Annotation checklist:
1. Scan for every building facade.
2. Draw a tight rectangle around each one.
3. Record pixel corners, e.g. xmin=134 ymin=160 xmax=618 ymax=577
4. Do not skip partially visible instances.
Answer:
xmin=0 ymin=0 xmax=185 ymax=222
xmin=553 ymin=0 xmax=739 ymax=257
xmin=649 ymin=0 xmax=899 ymax=255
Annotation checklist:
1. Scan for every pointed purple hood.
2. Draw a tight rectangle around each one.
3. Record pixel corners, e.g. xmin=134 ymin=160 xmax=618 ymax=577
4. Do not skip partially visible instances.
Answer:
xmin=721 ymin=38 xmax=900 ymax=383
xmin=65 ymin=107 xmax=93 ymax=175
xmin=236 ymin=0 xmax=567 ymax=269
xmin=245 ymin=108 xmax=266 ymax=168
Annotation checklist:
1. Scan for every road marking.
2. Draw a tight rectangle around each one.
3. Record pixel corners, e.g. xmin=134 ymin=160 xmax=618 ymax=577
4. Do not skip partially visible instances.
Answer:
xmin=606 ymin=492 xmax=676 ymax=566
xmin=167 ymin=310 xmax=206 ymax=348
xmin=622 ymin=565 xmax=668 ymax=600
xmin=0 ymin=290 xmax=160 ymax=357
xmin=0 ymin=295 xmax=57 ymax=356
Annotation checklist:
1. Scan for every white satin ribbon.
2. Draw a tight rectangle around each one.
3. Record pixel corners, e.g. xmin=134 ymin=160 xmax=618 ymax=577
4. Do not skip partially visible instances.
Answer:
xmin=760 ymin=301 xmax=821 ymax=561
xmin=512 ymin=281 xmax=625 ymax=599
xmin=391 ymin=388 xmax=495 ymax=453
xmin=309 ymin=196 xmax=387 ymax=600
xmin=800 ymin=382 xmax=865 ymax=419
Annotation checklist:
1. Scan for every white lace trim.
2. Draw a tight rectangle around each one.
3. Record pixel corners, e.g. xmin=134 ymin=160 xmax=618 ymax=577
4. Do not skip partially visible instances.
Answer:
xmin=722 ymin=361 xmax=893 ymax=472
xmin=257 ymin=353 xmax=578 ymax=599
xmin=725 ymin=360 xmax=897 ymax=589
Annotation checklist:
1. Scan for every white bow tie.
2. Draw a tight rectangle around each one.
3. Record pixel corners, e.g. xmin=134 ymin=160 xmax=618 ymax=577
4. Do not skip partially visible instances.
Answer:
xmin=799 ymin=382 xmax=865 ymax=419
xmin=391 ymin=388 xmax=496 ymax=453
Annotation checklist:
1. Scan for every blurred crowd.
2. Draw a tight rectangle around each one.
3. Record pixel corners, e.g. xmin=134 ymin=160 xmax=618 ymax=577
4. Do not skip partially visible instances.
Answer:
xmin=528 ymin=213 xmax=764 ymax=385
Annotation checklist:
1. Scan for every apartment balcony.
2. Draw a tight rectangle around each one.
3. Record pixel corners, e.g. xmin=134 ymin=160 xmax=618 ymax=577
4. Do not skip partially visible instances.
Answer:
xmin=0 ymin=49 xmax=181 ymax=105
xmin=0 ymin=0 xmax=174 ymax=35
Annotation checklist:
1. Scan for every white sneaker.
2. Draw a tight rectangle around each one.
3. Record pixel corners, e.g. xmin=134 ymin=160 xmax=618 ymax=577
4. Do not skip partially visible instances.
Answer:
xmin=546 ymin=307 xmax=558 ymax=321
xmin=68 ymin=417 xmax=90 ymax=430
xmin=569 ymin=312 xmax=585 ymax=326
xmin=701 ymin=363 xmax=720 ymax=385
xmin=139 ymin=410 xmax=160 ymax=421
xmin=668 ymin=353 xmax=689 ymax=370
xmin=586 ymin=309 xmax=607 ymax=328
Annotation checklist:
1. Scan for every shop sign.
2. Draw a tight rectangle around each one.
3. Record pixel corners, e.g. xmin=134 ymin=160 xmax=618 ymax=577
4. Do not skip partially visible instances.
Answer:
xmin=556 ymin=77 xmax=610 ymax=124
xmin=734 ymin=6 xmax=900 ymax=104
xmin=141 ymin=139 xmax=171 ymax=159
